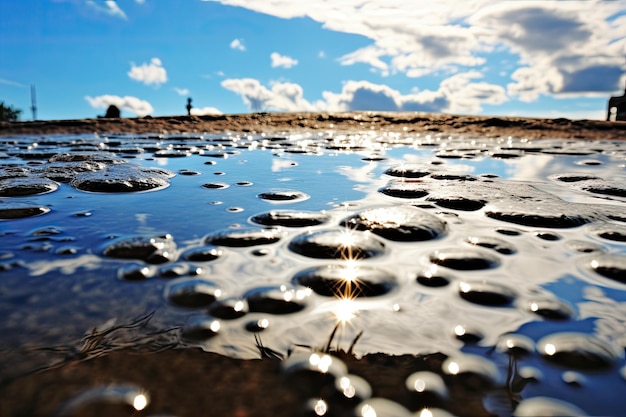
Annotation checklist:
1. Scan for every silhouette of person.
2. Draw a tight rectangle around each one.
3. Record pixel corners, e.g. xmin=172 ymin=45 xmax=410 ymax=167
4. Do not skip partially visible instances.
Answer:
xmin=186 ymin=97 xmax=193 ymax=116
xmin=104 ymin=105 xmax=120 ymax=118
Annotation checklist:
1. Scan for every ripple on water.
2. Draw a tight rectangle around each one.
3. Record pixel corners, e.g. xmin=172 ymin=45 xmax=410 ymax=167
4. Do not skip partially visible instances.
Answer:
xmin=292 ymin=265 xmax=396 ymax=297
xmin=430 ymin=248 xmax=501 ymax=270
xmin=250 ymin=210 xmax=330 ymax=227
xmin=288 ymin=229 xmax=386 ymax=260
xmin=165 ymin=278 xmax=222 ymax=308
xmin=103 ymin=234 xmax=176 ymax=264
xmin=71 ymin=165 xmax=172 ymax=193
xmin=340 ymin=206 xmax=447 ymax=242
xmin=537 ymin=332 xmax=621 ymax=370
xmin=205 ymin=227 xmax=284 ymax=247
xmin=0 ymin=177 xmax=59 ymax=197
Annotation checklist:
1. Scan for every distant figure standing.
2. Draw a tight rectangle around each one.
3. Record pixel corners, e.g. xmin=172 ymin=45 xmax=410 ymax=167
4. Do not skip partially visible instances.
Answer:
xmin=186 ymin=97 xmax=193 ymax=116
xmin=104 ymin=105 xmax=120 ymax=118
xmin=607 ymin=92 xmax=626 ymax=121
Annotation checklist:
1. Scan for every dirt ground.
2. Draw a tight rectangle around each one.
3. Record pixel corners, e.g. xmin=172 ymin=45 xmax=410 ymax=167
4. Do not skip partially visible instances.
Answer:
xmin=1 ymin=111 xmax=625 ymax=140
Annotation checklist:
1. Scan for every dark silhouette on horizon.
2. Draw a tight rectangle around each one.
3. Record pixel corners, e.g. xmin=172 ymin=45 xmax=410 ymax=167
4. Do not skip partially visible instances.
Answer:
xmin=607 ymin=55 xmax=626 ymax=121
xmin=103 ymin=105 xmax=121 ymax=118
xmin=186 ymin=97 xmax=193 ymax=116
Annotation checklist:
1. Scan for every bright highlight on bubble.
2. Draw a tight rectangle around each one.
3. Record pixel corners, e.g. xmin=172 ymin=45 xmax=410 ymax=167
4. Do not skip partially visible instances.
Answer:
xmin=133 ymin=394 xmax=148 ymax=411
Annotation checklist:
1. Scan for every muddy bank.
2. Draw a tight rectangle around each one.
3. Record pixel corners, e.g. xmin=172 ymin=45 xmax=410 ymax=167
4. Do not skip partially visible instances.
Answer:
xmin=1 ymin=111 xmax=625 ymax=139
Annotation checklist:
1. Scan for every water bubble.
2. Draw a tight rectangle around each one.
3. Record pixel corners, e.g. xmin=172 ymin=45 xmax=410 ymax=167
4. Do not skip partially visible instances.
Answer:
xmin=442 ymin=353 xmax=500 ymax=389
xmin=378 ymin=179 xmax=429 ymax=199
xmin=0 ymin=204 xmax=50 ymax=220
xmin=245 ymin=318 xmax=270 ymax=332
xmin=165 ymin=278 xmax=221 ymax=308
xmin=485 ymin=205 xmax=591 ymax=228
xmin=236 ymin=181 xmax=253 ymax=187
xmin=209 ymin=298 xmax=248 ymax=319
xmin=340 ymin=206 xmax=447 ymax=242
xmin=292 ymin=265 xmax=396 ymax=297
xmin=525 ymin=298 xmax=573 ymax=320
xmin=178 ymin=169 xmax=201 ymax=176
xmin=356 ymin=398 xmax=412 ymax=417
xmin=182 ymin=245 xmax=223 ymax=262
xmin=202 ymin=182 xmax=229 ymax=189
xmin=250 ymin=210 xmax=330 ymax=227
xmin=383 ymin=164 xmax=430 ymax=178
xmin=283 ymin=352 xmax=348 ymax=397
xmin=537 ymin=332 xmax=621 ymax=370
xmin=458 ymin=280 xmax=517 ymax=307
xmin=551 ymin=174 xmax=601 ymax=183
xmin=513 ymin=396 xmax=588 ymax=417
xmin=430 ymin=249 xmax=500 ymax=270
xmin=430 ymin=173 xmax=477 ymax=181
xmin=335 ymin=374 xmax=372 ymax=403
xmin=428 ymin=196 xmax=486 ymax=211
xmin=181 ymin=316 xmax=221 ymax=341
xmin=117 ymin=262 xmax=154 ymax=281
xmin=580 ymin=181 xmax=626 ymax=198
xmin=405 ymin=371 xmax=448 ymax=407
xmin=496 ymin=228 xmax=522 ymax=236
xmin=416 ymin=268 xmax=453 ymax=287
xmin=496 ymin=334 xmax=535 ymax=356
xmin=564 ymin=240 xmax=604 ymax=254
xmin=154 ymin=149 xmax=190 ymax=158
xmin=258 ymin=189 xmax=310 ymax=203
xmin=226 ymin=207 xmax=244 ymax=213
xmin=587 ymin=254 xmax=626 ymax=284
xmin=205 ymin=227 xmax=284 ymax=247
xmin=453 ymin=324 xmax=483 ymax=343
xmin=588 ymin=223 xmax=626 ymax=242
xmin=71 ymin=165 xmax=171 ymax=193
xmin=158 ymin=262 xmax=202 ymax=278
xmin=0 ymin=177 xmax=59 ymax=196
xmin=535 ymin=232 xmax=561 ymax=241
xmin=466 ymin=236 xmax=516 ymax=255
xmin=561 ymin=371 xmax=586 ymax=387
xmin=245 ymin=286 xmax=311 ymax=314
xmin=288 ymin=230 xmax=386 ymax=260
xmin=103 ymin=234 xmax=176 ymax=264
xmin=56 ymin=383 xmax=150 ymax=417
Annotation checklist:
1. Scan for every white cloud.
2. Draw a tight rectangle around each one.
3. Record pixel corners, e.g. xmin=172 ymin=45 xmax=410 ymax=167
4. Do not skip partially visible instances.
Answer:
xmin=86 ymin=0 xmax=127 ymax=19
xmin=206 ymin=0 xmax=626 ymax=100
xmin=0 ymin=78 xmax=26 ymax=88
xmin=128 ymin=58 xmax=167 ymax=87
xmin=174 ymin=87 xmax=190 ymax=96
xmin=85 ymin=95 xmax=153 ymax=117
xmin=190 ymin=106 xmax=223 ymax=116
xmin=222 ymin=73 xmax=507 ymax=114
xmin=270 ymin=52 xmax=299 ymax=69
xmin=230 ymin=39 xmax=246 ymax=51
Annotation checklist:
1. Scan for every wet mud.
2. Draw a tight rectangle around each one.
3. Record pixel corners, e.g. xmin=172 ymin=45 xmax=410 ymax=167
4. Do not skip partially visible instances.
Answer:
xmin=0 ymin=120 xmax=626 ymax=416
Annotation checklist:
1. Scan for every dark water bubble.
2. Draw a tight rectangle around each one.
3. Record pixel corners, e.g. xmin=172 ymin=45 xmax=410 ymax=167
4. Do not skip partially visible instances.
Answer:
xmin=204 ymin=160 xmax=216 ymax=165
xmin=226 ymin=207 xmax=244 ymax=213
xmin=115 ymin=146 xmax=145 ymax=155
xmin=283 ymin=352 xmax=348 ymax=397
xmin=513 ymin=397 xmax=588 ymax=417
xmin=292 ymin=265 xmax=396 ymax=297
xmin=416 ymin=268 xmax=453 ymax=287
xmin=56 ymin=383 xmax=150 ymax=417
xmin=341 ymin=206 xmax=447 ymax=242
xmin=202 ymin=182 xmax=229 ymax=189
xmin=430 ymin=173 xmax=477 ymax=181
xmin=383 ymin=164 xmax=430 ymax=178
xmin=209 ymin=298 xmax=248 ymax=319
xmin=182 ymin=245 xmax=223 ymax=262
xmin=496 ymin=228 xmax=523 ymax=236
xmin=453 ymin=324 xmax=483 ymax=343
xmin=551 ymin=173 xmax=602 ymax=183
xmin=55 ymin=246 xmax=78 ymax=255
xmin=236 ymin=181 xmax=253 ymax=187
xmin=490 ymin=151 xmax=522 ymax=159
xmin=442 ymin=353 xmax=501 ymax=390
xmin=496 ymin=334 xmax=535 ymax=356
xmin=525 ymin=297 xmax=573 ymax=320
xmin=181 ymin=316 xmax=221 ymax=341
xmin=587 ymin=254 xmax=626 ymax=284
xmin=31 ymin=226 xmax=62 ymax=236
xmin=561 ymin=371 xmax=586 ymax=387
xmin=564 ymin=240 xmax=604 ymax=254
xmin=288 ymin=230 xmax=386 ymax=260
xmin=257 ymin=189 xmax=310 ymax=203
xmin=430 ymin=248 xmax=501 ymax=270
xmin=245 ymin=286 xmax=311 ymax=314
xmin=0 ymin=166 xmax=31 ymax=180
xmin=0 ymin=177 xmax=59 ymax=196
xmin=251 ymin=210 xmax=330 ymax=227
xmin=72 ymin=210 xmax=92 ymax=217
xmin=117 ymin=262 xmax=154 ymax=281
xmin=580 ymin=181 xmax=626 ymax=198
xmin=405 ymin=371 xmax=448 ymax=406
xmin=458 ymin=280 xmax=517 ymax=306
xmin=428 ymin=196 xmax=486 ymax=211
xmin=245 ymin=318 xmax=270 ymax=332
xmin=158 ymin=262 xmax=202 ymax=278
xmin=43 ymin=160 xmax=106 ymax=182
xmin=466 ymin=236 xmax=516 ymax=255
xmin=166 ymin=278 xmax=221 ymax=308
xmin=154 ymin=149 xmax=190 ymax=158
xmin=535 ymin=232 xmax=561 ymax=241
xmin=205 ymin=227 xmax=284 ymax=247
xmin=71 ymin=165 xmax=171 ymax=193
xmin=577 ymin=159 xmax=602 ymax=166
xmin=199 ymin=151 xmax=229 ymax=158
xmin=356 ymin=398 xmax=412 ymax=417
xmin=485 ymin=207 xmax=591 ymax=228
xmin=178 ymin=169 xmax=201 ymax=176
xmin=252 ymin=248 xmax=270 ymax=256
xmin=103 ymin=234 xmax=176 ymax=264
xmin=588 ymin=223 xmax=626 ymax=242
xmin=537 ymin=332 xmax=621 ymax=370
xmin=378 ymin=179 xmax=429 ymax=199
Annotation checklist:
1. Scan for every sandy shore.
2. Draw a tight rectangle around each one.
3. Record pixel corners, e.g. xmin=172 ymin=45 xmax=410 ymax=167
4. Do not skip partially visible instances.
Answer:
xmin=1 ymin=111 xmax=625 ymax=139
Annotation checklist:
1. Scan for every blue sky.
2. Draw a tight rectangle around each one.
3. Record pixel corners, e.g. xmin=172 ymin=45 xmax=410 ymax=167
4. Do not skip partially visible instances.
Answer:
xmin=1 ymin=0 xmax=625 ymax=121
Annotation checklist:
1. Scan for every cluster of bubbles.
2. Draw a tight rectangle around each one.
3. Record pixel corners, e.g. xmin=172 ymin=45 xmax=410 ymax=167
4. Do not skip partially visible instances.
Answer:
xmin=1 ymin=131 xmax=626 ymax=416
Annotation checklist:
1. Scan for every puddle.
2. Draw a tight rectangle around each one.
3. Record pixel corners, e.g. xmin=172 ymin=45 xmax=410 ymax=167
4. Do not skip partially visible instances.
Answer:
xmin=1 ymin=131 xmax=625 ymax=416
